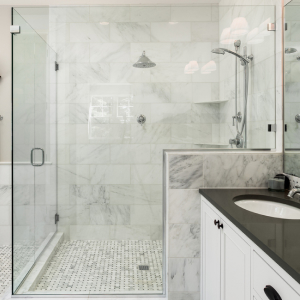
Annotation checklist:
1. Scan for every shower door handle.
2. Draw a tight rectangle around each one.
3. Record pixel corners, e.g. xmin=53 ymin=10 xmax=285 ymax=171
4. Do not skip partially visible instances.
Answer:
xmin=31 ymin=148 xmax=45 ymax=166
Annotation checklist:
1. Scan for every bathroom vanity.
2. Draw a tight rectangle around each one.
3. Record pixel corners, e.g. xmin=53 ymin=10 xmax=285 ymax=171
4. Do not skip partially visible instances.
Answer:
xmin=199 ymin=189 xmax=300 ymax=300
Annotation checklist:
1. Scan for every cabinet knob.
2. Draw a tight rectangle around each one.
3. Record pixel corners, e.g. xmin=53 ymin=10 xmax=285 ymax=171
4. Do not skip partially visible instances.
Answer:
xmin=264 ymin=285 xmax=282 ymax=300
xmin=214 ymin=219 xmax=220 ymax=226
xmin=218 ymin=223 xmax=223 ymax=229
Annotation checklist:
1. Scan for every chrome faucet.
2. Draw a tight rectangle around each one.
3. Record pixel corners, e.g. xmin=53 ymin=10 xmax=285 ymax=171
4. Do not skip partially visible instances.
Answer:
xmin=288 ymin=185 xmax=300 ymax=198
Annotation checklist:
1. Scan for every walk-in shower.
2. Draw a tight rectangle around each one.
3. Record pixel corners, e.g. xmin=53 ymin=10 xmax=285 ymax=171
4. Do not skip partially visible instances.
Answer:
xmin=212 ymin=40 xmax=253 ymax=148
xmin=10 ymin=4 xmax=277 ymax=297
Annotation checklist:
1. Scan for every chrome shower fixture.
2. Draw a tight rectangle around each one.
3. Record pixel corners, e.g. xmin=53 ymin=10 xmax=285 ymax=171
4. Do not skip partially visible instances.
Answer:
xmin=211 ymin=47 xmax=251 ymax=64
xmin=285 ymin=48 xmax=297 ymax=54
xmin=133 ymin=51 xmax=156 ymax=68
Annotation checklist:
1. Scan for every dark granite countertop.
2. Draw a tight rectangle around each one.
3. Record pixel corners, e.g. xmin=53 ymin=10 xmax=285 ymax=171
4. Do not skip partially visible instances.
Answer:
xmin=199 ymin=188 xmax=300 ymax=285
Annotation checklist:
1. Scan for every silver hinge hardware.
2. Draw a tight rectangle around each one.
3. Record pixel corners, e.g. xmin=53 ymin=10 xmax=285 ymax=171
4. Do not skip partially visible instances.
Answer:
xmin=10 ymin=25 xmax=20 ymax=34
xmin=55 ymin=61 xmax=59 ymax=71
xmin=55 ymin=213 xmax=59 ymax=224
xmin=268 ymin=124 xmax=277 ymax=132
xmin=267 ymin=23 xmax=276 ymax=31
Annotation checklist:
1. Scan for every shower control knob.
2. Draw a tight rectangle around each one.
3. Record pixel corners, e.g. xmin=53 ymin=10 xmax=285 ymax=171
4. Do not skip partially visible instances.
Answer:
xmin=295 ymin=114 xmax=300 ymax=123
xmin=137 ymin=114 xmax=146 ymax=125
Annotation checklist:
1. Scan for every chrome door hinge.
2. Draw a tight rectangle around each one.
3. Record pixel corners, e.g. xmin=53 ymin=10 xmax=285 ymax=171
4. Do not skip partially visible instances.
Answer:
xmin=10 ymin=25 xmax=20 ymax=34
xmin=285 ymin=23 xmax=288 ymax=31
xmin=268 ymin=124 xmax=277 ymax=132
xmin=55 ymin=61 xmax=59 ymax=71
xmin=55 ymin=213 xmax=59 ymax=224
xmin=267 ymin=23 xmax=276 ymax=31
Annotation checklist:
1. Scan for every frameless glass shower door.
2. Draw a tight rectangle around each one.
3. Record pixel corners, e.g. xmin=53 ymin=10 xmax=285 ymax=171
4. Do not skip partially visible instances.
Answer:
xmin=12 ymin=8 xmax=57 ymax=293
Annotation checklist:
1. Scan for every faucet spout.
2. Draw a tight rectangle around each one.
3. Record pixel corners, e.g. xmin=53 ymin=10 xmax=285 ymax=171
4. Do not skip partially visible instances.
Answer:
xmin=288 ymin=186 xmax=300 ymax=198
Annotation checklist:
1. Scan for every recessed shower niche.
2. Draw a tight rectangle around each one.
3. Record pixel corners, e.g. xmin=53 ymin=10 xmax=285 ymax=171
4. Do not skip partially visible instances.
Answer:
xmin=11 ymin=4 xmax=276 ymax=296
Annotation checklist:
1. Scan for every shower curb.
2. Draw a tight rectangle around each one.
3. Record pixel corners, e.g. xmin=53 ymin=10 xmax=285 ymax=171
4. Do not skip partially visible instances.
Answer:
xmin=17 ymin=232 xmax=64 ymax=295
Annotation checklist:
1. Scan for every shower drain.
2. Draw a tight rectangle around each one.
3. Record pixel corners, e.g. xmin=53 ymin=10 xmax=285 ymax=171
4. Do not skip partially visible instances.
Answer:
xmin=139 ymin=265 xmax=149 ymax=270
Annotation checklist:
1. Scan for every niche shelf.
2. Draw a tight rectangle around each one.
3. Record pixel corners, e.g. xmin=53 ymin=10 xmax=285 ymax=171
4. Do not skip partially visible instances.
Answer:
xmin=194 ymin=142 xmax=229 ymax=147
xmin=194 ymin=99 xmax=229 ymax=104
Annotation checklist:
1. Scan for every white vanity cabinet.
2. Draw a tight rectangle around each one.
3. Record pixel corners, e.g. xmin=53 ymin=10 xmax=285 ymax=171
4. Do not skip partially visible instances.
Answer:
xmin=201 ymin=199 xmax=250 ymax=300
xmin=201 ymin=196 xmax=300 ymax=300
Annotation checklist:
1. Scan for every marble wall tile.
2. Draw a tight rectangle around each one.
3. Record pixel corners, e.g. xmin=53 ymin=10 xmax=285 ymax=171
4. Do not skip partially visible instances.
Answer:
xmin=131 ymin=124 xmax=171 ymax=144
xmin=57 ymin=165 xmax=90 ymax=184
xmin=110 ymin=225 xmax=151 ymax=240
xmin=150 ymin=63 xmax=191 ymax=83
xmin=130 ymin=6 xmax=171 ymax=22
xmin=57 ymin=83 xmax=89 ymax=104
xmin=191 ymin=22 xmax=219 ymax=42
xmin=69 ymin=205 xmax=90 ymax=225
xmin=133 ymin=83 xmax=171 ymax=103
xmin=70 ymin=23 xmax=110 ymax=42
xmin=130 ymin=205 xmax=162 ymax=225
xmin=110 ymin=144 xmax=151 ymax=164
xmin=69 ymin=145 xmax=110 ymax=164
xmin=169 ymin=189 xmax=200 ymax=224
xmin=151 ymin=23 xmax=191 ymax=42
xmin=171 ymin=42 xmax=211 ymax=63
xmin=90 ymin=165 xmax=131 ymax=184
xmin=90 ymin=83 xmax=132 ymax=96
xmin=192 ymin=83 xmax=212 ymax=103
xmin=169 ymin=155 xmax=203 ymax=189
xmin=90 ymin=43 xmax=131 ymax=63
xmin=131 ymin=43 xmax=171 ymax=63
xmin=56 ymin=43 xmax=90 ymax=63
xmin=70 ymin=184 xmax=110 ymax=205
xmin=171 ymin=6 xmax=212 ymax=22
xmin=151 ymin=103 xmax=191 ymax=124
xmin=150 ymin=225 xmax=163 ymax=240
xmin=90 ymin=204 xmax=130 ymax=225
xmin=170 ymin=83 xmax=192 ymax=103
xmin=203 ymin=154 xmax=283 ymax=188
xmin=169 ymin=258 xmax=200 ymax=292
xmin=168 ymin=292 xmax=200 ymax=300
xmin=150 ymin=144 xmax=189 ymax=164
xmin=0 ymin=205 xmax=10 ymax=226
xmin=50 ymin=7 xmax=89 ymax=23
xmin=0 ymin=185 xmax=12 ymax=206
xmin=69 ymin=63 xmax=110 ymax=84
xmin=70 ymin=225 xmax=110 ymax=240
xmin=169 ymin=224 xmax=200 ymax=258
xmin=171 ymin=124 xmax=212 ymax=144
xmin=131 ymin=164 xmax=162 ymax=185
xmin=110 ymin=22 xmax=150 ymax=42
xmin=110 ymin=62 xmax=150 ymax=83
xmin=89 ymin=6 xmax=130 ymax=22
xmin=49 ymin=23 xmax=70 ymax=45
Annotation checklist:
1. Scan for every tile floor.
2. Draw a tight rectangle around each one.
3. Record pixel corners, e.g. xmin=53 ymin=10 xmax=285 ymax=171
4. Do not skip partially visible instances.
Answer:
xmin=35 ymin=240 xmax=163 ymax=294
xmin=0 ymin=246 xmax=11 ymax=296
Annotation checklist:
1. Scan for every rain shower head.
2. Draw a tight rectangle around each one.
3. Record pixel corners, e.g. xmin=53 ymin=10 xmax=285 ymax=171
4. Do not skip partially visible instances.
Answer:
xmin=133 ymin=51 xmax=156 ymax=68
xmin=211 ymin=47 xmax=250 ymax=64
xmin=285 ymin=48 xmax=297 ymax=54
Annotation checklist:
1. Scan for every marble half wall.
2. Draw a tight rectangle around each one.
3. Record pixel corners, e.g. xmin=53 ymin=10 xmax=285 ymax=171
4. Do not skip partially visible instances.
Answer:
xmin=166 ymin=151 xmax=282 ymax=299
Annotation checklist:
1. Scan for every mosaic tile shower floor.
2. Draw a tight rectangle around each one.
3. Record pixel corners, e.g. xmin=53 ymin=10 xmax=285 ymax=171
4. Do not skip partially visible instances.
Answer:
xmin=35 ymin=240 xmax=163 ymax=294
xmin=0 ymin=246 xmax=11 ymax=296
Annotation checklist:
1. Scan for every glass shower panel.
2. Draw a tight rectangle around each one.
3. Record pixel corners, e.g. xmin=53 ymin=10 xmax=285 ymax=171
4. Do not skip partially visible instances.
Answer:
xmin=217 ymin=5 xmax=276 ymax=149
xmin=12 ymin=8 xmax=57 ymax=293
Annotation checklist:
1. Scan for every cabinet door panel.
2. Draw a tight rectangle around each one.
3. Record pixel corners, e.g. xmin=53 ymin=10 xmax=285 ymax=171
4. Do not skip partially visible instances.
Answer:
xmin=253 ymin=250 xmax=300 ymax=300
xmin=202 ymin=201 xmax=221 ymax=300
xmin=221 ymin=219 xmax=251 ymax=300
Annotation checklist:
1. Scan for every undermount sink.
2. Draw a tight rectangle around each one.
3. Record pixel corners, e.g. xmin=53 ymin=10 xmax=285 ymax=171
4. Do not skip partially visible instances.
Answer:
xmin=234 ymin=196 xmax=300 ymax=220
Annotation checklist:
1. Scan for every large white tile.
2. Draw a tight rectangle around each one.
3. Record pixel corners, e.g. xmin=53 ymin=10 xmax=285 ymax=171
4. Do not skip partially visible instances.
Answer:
xmin=191 ymin=22 xmax=219 ymax=42
xmin=130 ymin=205 xmax=162 ymax=225
xmin=110 ymin=22 xmax=150 ymax=42
xmin=130 ymin=6 xmax=171 ymax=22
xmin=50 ymin=7 xmax=89 ymax=23
xmin=171 ymin=6 xmax=212 ymax=22
xmin=151 ymin=63 xmax=191 ymax=83
xmin=90 ymin=6 xmax=130 ymax=22
xmin=70 ymin=23 xmax=110 ymax=42
xmin=151 ymin=22 xmax=191 ymax=42
xmin=131 ymin=164 xmax=162 ymax=184
xmin=69 ymin=145 xmax=110 ymax=164
xmin=110 ymin=144 xmax=151 ymax=164
xmin=133 ymin=83 xmax=171 ymax=103
xmin=171 ymin=42 xmax=211 ymax=63
xmin=90 ymin=43 xmax=131 ymax=63
xmin=90 ymin=165 xmax=131 ymax=184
